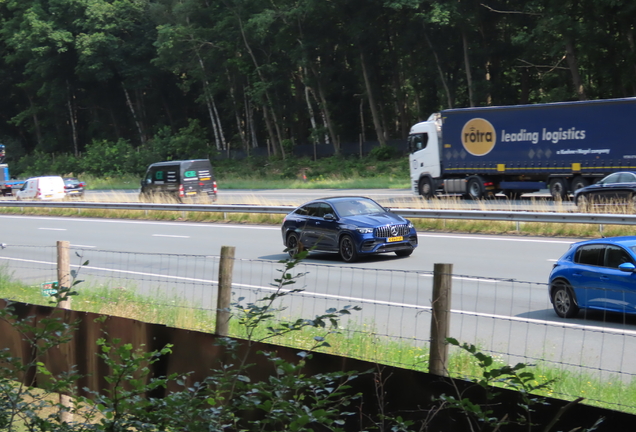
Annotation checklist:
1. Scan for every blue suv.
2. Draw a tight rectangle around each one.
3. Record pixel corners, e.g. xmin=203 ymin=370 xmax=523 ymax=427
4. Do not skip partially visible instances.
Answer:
xmin=281 ymin=196 xmax=418 ymax=263
xmin=549 ymin=236 xmax=636 ymax=318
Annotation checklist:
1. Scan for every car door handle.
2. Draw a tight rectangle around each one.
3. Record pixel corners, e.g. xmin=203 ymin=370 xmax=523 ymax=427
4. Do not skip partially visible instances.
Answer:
xmin=600 ymin=276 xmax=609 ymax=280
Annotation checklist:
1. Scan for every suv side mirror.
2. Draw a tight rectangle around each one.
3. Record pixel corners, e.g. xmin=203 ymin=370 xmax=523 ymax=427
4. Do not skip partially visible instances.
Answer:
xmin=619 ymin=262 xmax=636 ymax=272
xmin=324 ymin=213 xmax=336 ymax=221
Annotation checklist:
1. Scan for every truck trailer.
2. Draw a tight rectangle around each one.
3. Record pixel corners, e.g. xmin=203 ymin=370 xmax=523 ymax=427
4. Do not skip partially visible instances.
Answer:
xmin=408 ymin=97 xmax=636 ymax=199
xmin=0 ymin=164 xmax=25 ymax=196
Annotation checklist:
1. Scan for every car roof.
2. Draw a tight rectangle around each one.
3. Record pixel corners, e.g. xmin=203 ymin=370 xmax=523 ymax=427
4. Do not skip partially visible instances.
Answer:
xmin=299 ymin=196 xmax=376 ymax=205
xmin=572 ymin=236 xmax=636 ymax=248
xmin=149 ymin=159 xmax=211 ymax=167
xmin=27 ymin=176 xmax=64 ymax=180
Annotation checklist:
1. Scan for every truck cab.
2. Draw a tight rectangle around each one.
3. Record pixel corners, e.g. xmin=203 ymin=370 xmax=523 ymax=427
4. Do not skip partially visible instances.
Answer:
xmin=408 ymin=114 xmax=442 ymax=198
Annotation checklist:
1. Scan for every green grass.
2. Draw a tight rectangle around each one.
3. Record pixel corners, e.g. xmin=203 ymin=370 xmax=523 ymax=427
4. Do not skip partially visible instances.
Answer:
xmin=220 ymin=174 xmax=409 ymax=190
xmin=2 ymin=271 xmax=636 ymax=415
xmin=70 ymin=155 xmax=411 ymax=190
xmin=78 ymin=173 xmax=142 ymax=190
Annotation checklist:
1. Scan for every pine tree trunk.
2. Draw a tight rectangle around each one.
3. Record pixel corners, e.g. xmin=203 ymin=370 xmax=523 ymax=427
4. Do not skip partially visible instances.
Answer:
xmin=360 ymin=51 xmax=386 ymax=146
xmin=424 ymin=28 xmax=453 ymax=108
xmin=564 ymin=38 xmax=587 ymax=100
xmin=122 ymin=83 xmax=145 ymax=145
xmin=66 ymin=82 xmax=78 ymax=157
xmin=462 ymin=31 xmax=475 ymax=107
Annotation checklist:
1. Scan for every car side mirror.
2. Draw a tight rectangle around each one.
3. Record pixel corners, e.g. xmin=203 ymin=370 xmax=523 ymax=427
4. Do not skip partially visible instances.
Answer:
xmin=618 ymin=262 xmax=636 ymax=272
xmin=324 ymin=213 xmax=336 ymax=221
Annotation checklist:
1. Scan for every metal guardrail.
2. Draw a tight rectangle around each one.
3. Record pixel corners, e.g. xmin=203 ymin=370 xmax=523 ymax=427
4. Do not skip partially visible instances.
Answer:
xmin=1 ymin=200 xmax=636 ymax=225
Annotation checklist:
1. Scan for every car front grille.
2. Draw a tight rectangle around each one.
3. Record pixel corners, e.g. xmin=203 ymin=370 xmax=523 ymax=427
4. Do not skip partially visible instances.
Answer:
xmin=374 ymin=224 xmax=410 ymax=238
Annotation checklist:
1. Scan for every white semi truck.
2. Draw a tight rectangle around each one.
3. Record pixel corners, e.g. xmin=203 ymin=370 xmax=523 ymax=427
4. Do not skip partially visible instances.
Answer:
xmin=408 ymin=98 xmax=636 ymax=199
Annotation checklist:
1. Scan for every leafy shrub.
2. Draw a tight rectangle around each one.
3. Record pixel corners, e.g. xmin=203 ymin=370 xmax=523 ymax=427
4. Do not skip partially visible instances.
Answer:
xmin=369 ymin=145 xmax=398 ymax=161
xmin=80 ymin=139 xmax=138 ymax=177
xmin=147 ymin=119 xmax=213 ymax=161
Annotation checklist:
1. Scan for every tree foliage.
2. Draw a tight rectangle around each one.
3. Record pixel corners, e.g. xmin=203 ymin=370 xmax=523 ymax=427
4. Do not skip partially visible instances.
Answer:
xmin=0 ymin=0 xmax=635 ymax=172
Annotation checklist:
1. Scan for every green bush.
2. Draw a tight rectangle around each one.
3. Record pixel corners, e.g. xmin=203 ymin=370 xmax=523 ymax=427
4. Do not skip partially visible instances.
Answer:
xmin=147 ymin=119 xmax=214 ymax=161
xmin=79 ymin=139 xmax=138 ymax=177
xmin=369 ymin=145 xmax=398 ymax=161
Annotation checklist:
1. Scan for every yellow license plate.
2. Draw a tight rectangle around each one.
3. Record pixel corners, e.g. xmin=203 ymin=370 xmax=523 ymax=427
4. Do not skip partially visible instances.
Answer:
xmin=186 ymin=191 xmax=197 ymax=195
xmin=387 ymin=236 xmax=403 ymax=242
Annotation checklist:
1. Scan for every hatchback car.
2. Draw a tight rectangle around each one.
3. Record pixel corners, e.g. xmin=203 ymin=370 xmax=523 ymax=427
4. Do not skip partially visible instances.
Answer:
xmin=63 ymin=177 xmax=85 ymax=198
xmin=281 ymin=196 xmax=418 ymax=262
xmin=574 ymin=171 xmax=636 ymax=211
xmin=549 ymin=236 xmax=636 ymax=318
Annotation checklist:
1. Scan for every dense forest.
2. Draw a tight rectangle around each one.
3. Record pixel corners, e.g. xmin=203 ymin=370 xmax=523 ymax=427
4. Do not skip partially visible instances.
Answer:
xmin=1 ymin=0 xmax=635 ymax=176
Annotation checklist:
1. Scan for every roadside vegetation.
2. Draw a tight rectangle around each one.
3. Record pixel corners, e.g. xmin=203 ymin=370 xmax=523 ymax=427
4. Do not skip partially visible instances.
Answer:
xmin=0 ymin=265 xmax=634 ymax=417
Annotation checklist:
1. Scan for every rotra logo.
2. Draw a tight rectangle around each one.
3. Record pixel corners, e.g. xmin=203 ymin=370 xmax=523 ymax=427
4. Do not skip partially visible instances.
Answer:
xmin=461 ymin=118 xmax=496 ymax=156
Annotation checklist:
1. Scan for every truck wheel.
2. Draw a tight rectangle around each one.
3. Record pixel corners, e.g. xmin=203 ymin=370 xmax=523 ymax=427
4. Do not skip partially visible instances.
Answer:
xmin=418 ymin=177 xmax=434 ymax=199
xmin=466 ymin=177 xmax=484 ymax=200
xmin=570 ymin=177 xmax=590 ymax=192
xmin=548 ymin=178 xmax=568 ymax=200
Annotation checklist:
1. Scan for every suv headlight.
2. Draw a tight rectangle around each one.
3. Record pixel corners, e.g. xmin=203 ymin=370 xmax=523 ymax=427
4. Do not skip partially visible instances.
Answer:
xmin=356 ymin=227 xmax=374 ymax=234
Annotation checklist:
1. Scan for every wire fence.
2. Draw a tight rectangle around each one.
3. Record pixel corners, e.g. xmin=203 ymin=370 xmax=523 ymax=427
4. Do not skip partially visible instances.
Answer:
xmin=1 ymin=243 xmax=636 ymax=411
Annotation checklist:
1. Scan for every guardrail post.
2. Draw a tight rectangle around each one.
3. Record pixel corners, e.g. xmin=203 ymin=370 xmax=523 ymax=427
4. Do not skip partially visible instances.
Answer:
xmin=429 ymin=263 xmax=453 ymax=377
xmin=215 ymin=246 xmax=235 ymax=336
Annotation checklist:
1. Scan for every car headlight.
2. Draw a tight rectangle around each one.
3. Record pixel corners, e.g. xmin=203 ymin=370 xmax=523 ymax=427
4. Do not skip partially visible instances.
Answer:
xmin=407 ymin=221 xmax=414 ymax=228
xmin=356 ymin=227 xmax=374 ymax=234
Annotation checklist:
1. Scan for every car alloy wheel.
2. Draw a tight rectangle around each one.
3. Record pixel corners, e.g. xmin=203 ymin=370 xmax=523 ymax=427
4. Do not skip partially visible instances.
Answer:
xmin=551 ymin=281 xmax=579 ymax=318
xmin=286 ymin=232 xmax=300 ymax=258
xmin=339 ymin=235 xmax=358 ymax=263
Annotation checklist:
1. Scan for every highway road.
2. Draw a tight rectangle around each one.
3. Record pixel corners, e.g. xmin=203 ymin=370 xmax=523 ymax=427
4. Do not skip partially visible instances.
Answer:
xmin=2 ymin=213 xmax=636 ymax=382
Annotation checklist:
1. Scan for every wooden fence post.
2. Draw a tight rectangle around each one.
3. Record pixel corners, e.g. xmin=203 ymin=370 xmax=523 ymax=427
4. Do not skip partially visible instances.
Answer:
xmin=429 ymin=263 xmax=453 ymax=377
xmin=215 ymin=246 xmax=235 ymax=336
xmin=56 ymin=240 xmax=72 ymax=423
xmin=56 ymin=240 xmax=71 ymax=310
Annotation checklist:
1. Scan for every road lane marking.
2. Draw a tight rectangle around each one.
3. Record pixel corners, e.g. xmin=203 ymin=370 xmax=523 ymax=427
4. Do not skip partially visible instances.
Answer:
xmin=1 ymin=255 xmax=635 ymax=337
xmin=38 ymin=228 xmax=67 ymax=231
xmin=152 ymin=234 xmax=190 ymax=238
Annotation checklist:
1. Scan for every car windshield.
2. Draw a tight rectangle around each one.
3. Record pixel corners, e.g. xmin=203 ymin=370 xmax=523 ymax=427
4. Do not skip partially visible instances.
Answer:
xmin=333 ymin=199 xmax=385 ymax=217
